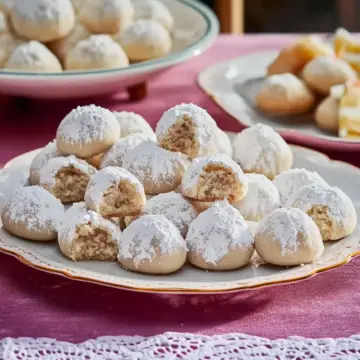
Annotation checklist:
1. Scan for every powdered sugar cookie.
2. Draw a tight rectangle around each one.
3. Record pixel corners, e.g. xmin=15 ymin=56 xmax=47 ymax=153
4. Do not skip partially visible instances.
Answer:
xmin=186 ymin=200 xmax=254 ymax=271
xmin=113 ymin=111 xmax=156 ymax=141
xmin=255 ymin=207 xmax=324 ymax=266
xmin=1 ymin=186 xmax=64 ymax=241
xmin=85 ymin=166 xmax=146 ymax=217
xmin=156 ymin=103 xmax=219 ymax=159
xmin=56 ymin=105 xmax=120 ymax=158
xmin=215 ymin=128 xmax=233 ymax=158
xmin=302 ymin=56 xmax=357 ymax=95
xmin=39 ymin=155 xmax=97 ymax=203
xmin=286 ymin=184 xmax=357 ymax=241
xmin=233 ymin=124 xmax=293 ymax=180
xmin=126 ymin=191 xmax=198 ymax=237
xmin=233 ymin=173 xmax=280 ymax=221
xmin=11 ymin=0 xmax=75 ymax=42
xmin=65 ymin=34 xmax=129 ymax=70
xmin=273 ymin=168 xmax=328 ymax=205
xmin=133 ymin=0 xmax=174 ymax=32
xmin=256 ymin=73 xmax=315 ymax=115
xmin=48 ymin=23 xmax=91 ymax=62
xmin=30 ymin=140 xmax=62 ymax=185
xmin=181 ymin=154 xmax=248 ymax=202
xmin=100 ymin=134 xmax=151 ymax=169
xmin=116 ymin=19 xmax=172 ymax=62
xmin=0 ymin=33 xmax=23 ymax=68
xmin=58 ymin=204 xmax=121 ymax=261
xmin=118 ymin=214 xmax=187 ymax=274
xmin=122 ymin=140 xmax=190 ymax=195
xmin=79 ymin=0 xmax=133 ymax=34
xmin=5 ymin=41 xmax=62 ymax=72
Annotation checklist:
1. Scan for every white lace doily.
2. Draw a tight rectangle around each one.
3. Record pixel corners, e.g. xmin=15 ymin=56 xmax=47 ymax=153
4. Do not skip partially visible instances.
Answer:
xmin=1 ymin=332 xmax=360 ymax=359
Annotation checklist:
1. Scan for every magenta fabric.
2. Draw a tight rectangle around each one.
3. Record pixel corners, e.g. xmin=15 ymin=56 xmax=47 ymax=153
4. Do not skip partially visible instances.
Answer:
xmin=0 ymin=35 xmax=360 ymax=341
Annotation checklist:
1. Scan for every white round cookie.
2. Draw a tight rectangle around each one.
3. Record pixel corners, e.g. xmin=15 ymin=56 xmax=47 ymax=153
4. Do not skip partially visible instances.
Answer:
xmin=56 ymin=105 xmax=120 ymax=158
xmin=48 ymin=23 xmax=91 ymax=61
xmin=116 ymin=19 xmax=172 ymax=62
xmin=186 ymin=200 xmax=254 ymax=271
xmin=156 ymin=103 xmax=219 ymax=159
xmin=122 ymin=140 xmax=190 ymax=195
xmin=58 ymin=204 xmax=121 ymax=261
xmin=1 ymin=186 xmax=64 ymax=241
xmin=127 ymin=191 xmax=198 ymax=237
xmin=100 ymin=133 xmax=152 ymax=169
xmin=286 ymin=184 xmax=357 ymax=241
xmin=11 ymin=0 xmax=75 ymax=42
xmin=233 ymin=123 xmax=293 ymax=180
xmin=113 ymin=111 xmax=156 ymax=141
xmin=215 ymin=128 xmax=233 ymax=158
xmin=181 ymin=153 xmax=248 ymax=203
xmin=255 ymin=207 xmax=324 ymax=266
xmin=85 ymin=166 xmax=146 ymax=217
xmin=233 ymin=173 xmax=280 ymax=221
xmin=118 ymin=214 xmax=187 ymax=274
xmin=5 ymin=41 xmax=62 ymax=72
xmin=65 ymin=34 xmax=129 ymax=71
xmin=0 ymin=33 xmax=23 ymax=68
xmin=39 ymin=155 xmax=97 ymax=204
xmin=30 ymin=140 xmax=62 ymax=185
xmin=133 ymin=0 xmax=174 ymax=32
xmin=273 ymin=168 xmax=328 ymax=205
xmin=79 ymin=0 xmax=133 ymax=34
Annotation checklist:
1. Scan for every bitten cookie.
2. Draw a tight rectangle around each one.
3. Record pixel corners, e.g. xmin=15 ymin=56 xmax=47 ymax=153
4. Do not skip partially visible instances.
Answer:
xmin=118 ymin=214 xmax=187 ymax=274
xmin=255 ymin=207 xmax=324 ymax=266
xmin=39 ymin=155 xmax=97 ymax=203
xmin=156 ymin=103 xmax=220 ymax=159
xmin=256 ymin=73 xmax=315 ymax=115
xmin=181 ymin=153 xmax=248 ymax=202
xmin=58 ymin=203 xmax=121 ymax=261
xmin=85 ymin=166 xmax=146 ymax=217
xmin=233 ymin=124 xmax=293 ymax=180
xmin=186 ymin=200 xmax=254 ymax=271
xmin=1 ymin=186 xmax=64 ymax=241
xmin=11 ymin=0 xmax=75 ymax=42
xmin=286 ymin=184 xmax=357 ymax=241
xmin=56 ymin=105 xmax=120 ymax=158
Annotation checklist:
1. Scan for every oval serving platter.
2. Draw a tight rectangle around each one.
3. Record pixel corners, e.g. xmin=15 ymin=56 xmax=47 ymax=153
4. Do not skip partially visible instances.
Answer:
xmin=0 ymin=135 xmax=359 ymax=294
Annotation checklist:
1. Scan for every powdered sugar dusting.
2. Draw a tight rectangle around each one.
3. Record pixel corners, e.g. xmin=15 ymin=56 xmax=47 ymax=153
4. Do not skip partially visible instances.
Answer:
xmin=181 ymin=153 xmax=247 ymax=194
xmin=186 ymin=200 xmax=254 ymax=264
xmin=233 ymin=173 xmax=280 ymax=221
xmin=113 ymin=111 xmax=156 ymax=140
xmin=141 ymin=192 xmax=198 ymax=236
xmin=256 ymin=207 xmax=318 ymax=256
xmin=100 ymin=134 xmax=152 ymax=169
xmin=58 ymin=204 xmax=121 ymax=245
xmin=286 ymin=184 xmax=354 ymax=227
xmin=39 ymin=155 xmax=97 ymax=188
xmin=273 ymin=168 xmax=328 ymax=205
xmin=2 ymin=186 xmax=64 ymax=231
xmin=85 ymin=166 xmax=145 ymax=210
xmin=122 ymin=141 xmax=190 ymax=187
xmin=56 ymin=105 xmax=120 ymax=146
xmin=233 ymin=124 xmax=292 ymax=174
xmin=119 ymin=214 xmax=187 ymax=266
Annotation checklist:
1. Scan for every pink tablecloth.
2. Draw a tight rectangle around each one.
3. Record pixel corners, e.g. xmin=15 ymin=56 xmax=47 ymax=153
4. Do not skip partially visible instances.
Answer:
xmin=0 ymin=35 xmax=360 ymax=342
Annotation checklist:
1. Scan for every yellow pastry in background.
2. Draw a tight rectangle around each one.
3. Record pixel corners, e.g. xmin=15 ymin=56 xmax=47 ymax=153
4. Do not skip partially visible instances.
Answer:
xmin=334 ymin=28 xmax=360 ymax=73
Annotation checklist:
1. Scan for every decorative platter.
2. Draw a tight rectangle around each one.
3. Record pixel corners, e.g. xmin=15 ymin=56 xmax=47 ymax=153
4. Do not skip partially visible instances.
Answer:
xmin=197 ymin=51 xmax=360 ymax=145
xmin=0 ymin=133 xmax=359 ymax=294
xmin=0 ymin=0 xmax=219 ymax=99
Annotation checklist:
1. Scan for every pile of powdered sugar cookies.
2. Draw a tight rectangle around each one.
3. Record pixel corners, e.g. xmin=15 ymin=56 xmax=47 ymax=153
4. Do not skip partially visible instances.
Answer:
xmin=0 ymin=0 xmax=173 ymax=72
xmin=1 ymin=103 xmax=357 ymax=275
xmin=255 ymin=29 xmax=360 ymax=138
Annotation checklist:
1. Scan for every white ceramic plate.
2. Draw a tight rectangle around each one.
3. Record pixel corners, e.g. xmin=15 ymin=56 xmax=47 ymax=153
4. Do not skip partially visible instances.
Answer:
xmin=0 ymin=134 xmax=359 ymax=294
xmin=197 ymin=51 xmax=360 ymax=144
xmin=0 ymin=0 xmax=219 ymax=99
